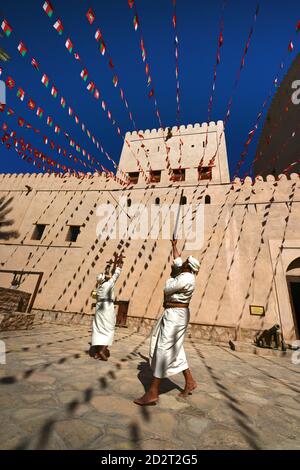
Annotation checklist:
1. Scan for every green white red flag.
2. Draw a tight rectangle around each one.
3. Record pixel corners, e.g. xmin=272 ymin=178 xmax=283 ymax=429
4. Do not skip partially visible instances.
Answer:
xmin=41 ymin=74 xmax=49 ymax=87
xmin=16 ymin=88 xmax=25 ymax=101
xmin=17 ymin=42 xmax=27 ymax=57
xmin=133 ymin=15 xmax=139 ymax=31
xmin=53 ymin=19 xmax=64 ymax=35
xmin=31 ymin=58 xmax=39 ymax=71
xmin=65 ymin=38 xmax=73 ymax=53
xmin=99 ymin=39 xmax=106 ymax=55
xmin=95 ymin=30 xmax=102 ymax=41
xmin=43 ymin=1 xmax=54 ymax=18
xmin=36 ymin=107 xmax=43 ymax=118
xmin=87 ymin=82 xmax=95 ymax=92
xmin=1 ymin=20 xmax=12 ymax=37
xmin=80 ymin=68 xmax=88 ymax=81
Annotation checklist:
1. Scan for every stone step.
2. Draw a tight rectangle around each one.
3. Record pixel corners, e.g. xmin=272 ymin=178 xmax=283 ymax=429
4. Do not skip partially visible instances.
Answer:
xmin=229 ymin=340 xmax=294 ymax=357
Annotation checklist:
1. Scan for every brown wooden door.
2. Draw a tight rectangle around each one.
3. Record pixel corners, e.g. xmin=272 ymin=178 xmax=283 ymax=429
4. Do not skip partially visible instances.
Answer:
xmin=116 ymin=301 xmax=129 ymax=327
xmin=287 ymin=278 xmax=300 ymax=339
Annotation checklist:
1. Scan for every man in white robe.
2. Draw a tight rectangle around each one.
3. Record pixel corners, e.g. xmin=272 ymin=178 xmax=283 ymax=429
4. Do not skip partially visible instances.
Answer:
xmin=91 ymin=254 xmax=123 ymax=361
xmin=134 ymin=240 xmax=199 ymax=405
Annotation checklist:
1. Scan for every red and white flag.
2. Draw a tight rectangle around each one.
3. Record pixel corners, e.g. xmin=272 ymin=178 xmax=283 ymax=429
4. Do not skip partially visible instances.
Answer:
xmin=86 ymin=8 xmax=95 ymax=24
xmin=65 ymin=38 xmax=73 ymax=53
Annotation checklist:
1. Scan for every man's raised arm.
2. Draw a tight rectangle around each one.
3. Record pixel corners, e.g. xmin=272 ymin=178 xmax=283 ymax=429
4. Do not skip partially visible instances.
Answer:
xmin=171 ymin=239 xmax=180 ymax=260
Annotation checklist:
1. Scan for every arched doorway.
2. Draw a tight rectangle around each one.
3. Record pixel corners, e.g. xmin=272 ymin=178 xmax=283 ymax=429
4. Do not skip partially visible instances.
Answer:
xmin=286 ymin=258 xmax=300 ymax=338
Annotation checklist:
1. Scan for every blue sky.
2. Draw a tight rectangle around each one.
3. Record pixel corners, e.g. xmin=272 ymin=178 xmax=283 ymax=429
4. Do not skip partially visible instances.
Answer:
xmin=0 ymin=0 xmax=299 ymax=178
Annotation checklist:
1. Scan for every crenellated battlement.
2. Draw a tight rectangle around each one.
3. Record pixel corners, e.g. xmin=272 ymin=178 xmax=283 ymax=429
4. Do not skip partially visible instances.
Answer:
xmin=232 ymin=173 xmax=299 ymax=185
xmin=0 ymin=170 xmax=121 ymax=192
xmin=0 ymin=170 xmax=298 ymax=186
xmin=0 ymin=171 xmax=107 ymax=179
xmin=125 ymin=121 xmax=224 ymax=139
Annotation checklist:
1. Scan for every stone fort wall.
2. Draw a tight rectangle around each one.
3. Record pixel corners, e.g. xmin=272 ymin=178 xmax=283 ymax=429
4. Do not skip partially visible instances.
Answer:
xmin=0 ymin=167 xmax=299 ymax=343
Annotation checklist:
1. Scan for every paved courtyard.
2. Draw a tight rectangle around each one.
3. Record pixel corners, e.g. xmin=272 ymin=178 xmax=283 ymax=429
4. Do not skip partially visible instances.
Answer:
xmin=0 ymin=323 xmax=299 ymax=450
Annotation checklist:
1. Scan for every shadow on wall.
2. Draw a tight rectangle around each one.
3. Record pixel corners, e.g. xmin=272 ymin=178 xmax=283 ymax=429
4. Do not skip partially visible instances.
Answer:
xmin=0 ymin=196 xmax=19 ymax=241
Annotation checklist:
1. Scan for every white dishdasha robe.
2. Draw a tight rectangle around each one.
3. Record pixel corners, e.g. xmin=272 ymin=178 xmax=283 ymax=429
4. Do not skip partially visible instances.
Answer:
xmin=91 ymin=267 xmax=121 ymax=346
xmin=149 ymin=257 xmax=196 ymax=378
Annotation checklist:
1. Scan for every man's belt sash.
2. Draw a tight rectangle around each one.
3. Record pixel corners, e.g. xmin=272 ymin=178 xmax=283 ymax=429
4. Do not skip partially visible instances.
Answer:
xmin=163 ymin=301 xmax=190 ymax=309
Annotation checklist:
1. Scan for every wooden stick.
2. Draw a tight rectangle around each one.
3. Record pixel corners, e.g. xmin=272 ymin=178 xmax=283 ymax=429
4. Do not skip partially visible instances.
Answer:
xmin=173 ymin=189 xmax=184 ymax=240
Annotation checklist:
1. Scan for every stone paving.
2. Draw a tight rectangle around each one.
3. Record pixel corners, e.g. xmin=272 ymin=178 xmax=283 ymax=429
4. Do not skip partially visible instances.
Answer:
xmin=0 ymin=323 xmax=299 ymax=450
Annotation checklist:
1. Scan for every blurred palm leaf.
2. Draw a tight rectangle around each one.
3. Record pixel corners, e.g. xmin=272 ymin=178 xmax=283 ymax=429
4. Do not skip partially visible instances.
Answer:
xmin=0 ymin=47 xmax=10 ymax=62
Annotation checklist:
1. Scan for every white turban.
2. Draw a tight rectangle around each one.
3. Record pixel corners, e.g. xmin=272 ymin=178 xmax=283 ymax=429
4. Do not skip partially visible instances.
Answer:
xmin=96 ymin=273 xmax=105 ymax=284
xmin=187 ymin=256 xmax=200 ymax=273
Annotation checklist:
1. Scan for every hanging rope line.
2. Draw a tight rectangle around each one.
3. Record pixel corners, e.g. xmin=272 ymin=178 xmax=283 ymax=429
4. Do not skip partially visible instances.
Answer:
xmin=282 ymin=159 xmax=300 ymax=175
xmin=234 ymin=19 xmax=300 ymax=178
xmin=0 ymin=69 xmax=127 ymax=185
xmin=207 ymin=0 xmax=227 ymax=125
xmin=205 ymin=4 xmax=260 ymax=170
xmin=171 ymin=0 xmax=181 ymax=125
xmin=0 ymin=12 xmax=125 ymax=179
xmin=1 ymin=123 xmax=79 ymax=175
xmin=246 ymin=105 xmax=300 ymax=179
xmin=85 ymin=7 xmax=137 ymax=130
xmin=0 ymin=108 xmax=113 ymax=176
xmin=199 ymin=0 xmax=227 ymax=168
xmin=85 ymin=6 xmax=157 ymax=182
xmin=128 ymin=0 xmax=175 ymax=177
xmin=43 ymin=2 xmax=152 ymax=183
xmin=168 ymin=0 xmax=187 ymax=174
xmin=224 ymin=5 xmax=260 ymax=128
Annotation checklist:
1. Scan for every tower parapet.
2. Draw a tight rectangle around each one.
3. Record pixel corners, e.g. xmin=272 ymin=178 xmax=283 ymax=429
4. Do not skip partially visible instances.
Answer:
xmin=118 ymin=121 xmax=230 ymax=185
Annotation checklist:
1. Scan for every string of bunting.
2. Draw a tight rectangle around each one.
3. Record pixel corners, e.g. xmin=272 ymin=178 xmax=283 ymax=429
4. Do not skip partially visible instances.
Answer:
xmin=245 ymin=51 xmax=295 ymax=176
xmin=234 ymin=19 xmax=300 ymax=178
xmin=0 ymin=121 xmax=126 ymax=182
xmin=0 ymin=12 xmax=124 ymax=177
xmin=44 ymin=5 xmax=121 ymax=142
xmin=85 ymin=7 xmax=137 ymax=130
xmin=1 ymin=123 xmax=79 ymax=175
xmin=43 ymin=1 xmax=152 ymax=183
xmin=0 ymin=103 xmax=110 ymax=176
xmin=282 ymin=159 xmax=300 ymax=175
xmin=85 ymin=6 xmax=156 ymax=180
xmin=199 ymin=0 xmax=227 ymax=168
xmin=128 ymin=0 xmax=175 ymax=176
xmin=1 ymin=131 xmax=56 ymax=175
xmin=265 ymin=120 xmax=300 ymax=175
xmin=168 ymin=0 xmax=185 ymax=173
xmin=0 ymin=68 xmax=128 ymax=186
xmin=204 ymin=3 xmax=260 ymax=170
xmin=224 ymin=4 xmax=260 ymax=128
xmin=246 ymin=121 xmax=300 ymax=179
xmin=172 ymin=0 xmax=181 ymax=125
